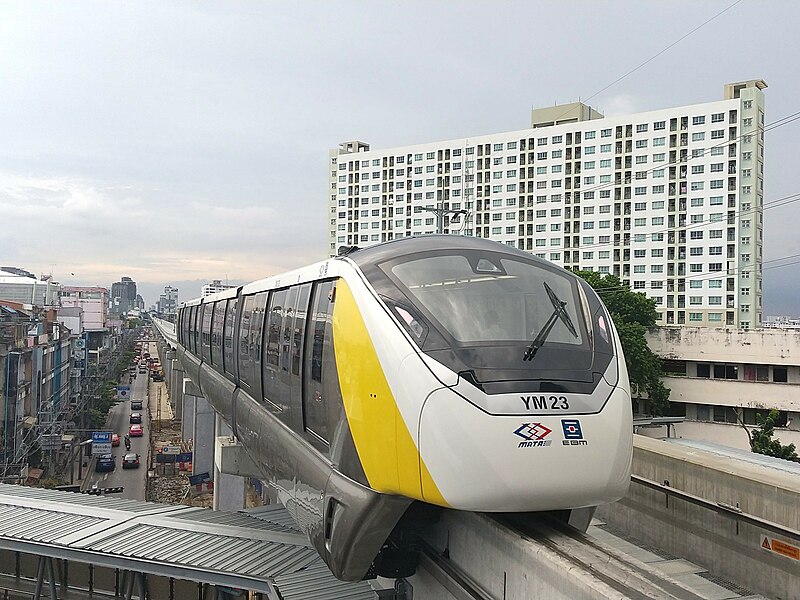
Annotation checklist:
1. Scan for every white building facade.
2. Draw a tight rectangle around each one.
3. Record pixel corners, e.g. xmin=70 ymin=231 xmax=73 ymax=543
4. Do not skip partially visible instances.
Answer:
xmin=329 ymin=80 xmax=767 ymax=328
xmin=201 ymin=280 xmax=235 ymax=297
xmin=643 ymin=326 xmax=800 ymax=450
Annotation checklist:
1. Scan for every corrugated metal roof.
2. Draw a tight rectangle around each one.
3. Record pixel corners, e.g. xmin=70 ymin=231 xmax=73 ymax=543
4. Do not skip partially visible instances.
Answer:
xmin=0 ymin=484 xmax=375 ymax=598
xmin=242 ymin=504 xmax=304 ymax=532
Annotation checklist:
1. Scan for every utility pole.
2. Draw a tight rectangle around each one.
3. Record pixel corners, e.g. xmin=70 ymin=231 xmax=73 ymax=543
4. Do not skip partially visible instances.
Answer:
xmin=421 ymin=204 xmax=469 ymax=235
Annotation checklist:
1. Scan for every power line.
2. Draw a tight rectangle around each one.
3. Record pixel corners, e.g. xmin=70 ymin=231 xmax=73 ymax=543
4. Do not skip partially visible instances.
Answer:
xmin=590 ymin=251 xmax=800 ymax=297
xmin=535 ymin=0 xmax=745 ymax=126
xmin=574 ymin=190 xmax=800 ymax=253
xmin=528 ymin=108 xmax=800 ymax=204
xmin=513 ymin=108 xmax=800 ymax=256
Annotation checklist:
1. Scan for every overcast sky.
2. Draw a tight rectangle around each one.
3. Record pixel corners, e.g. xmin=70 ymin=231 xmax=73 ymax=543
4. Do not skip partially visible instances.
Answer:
xmin=2 ymin=1 xmax=799 ymax=311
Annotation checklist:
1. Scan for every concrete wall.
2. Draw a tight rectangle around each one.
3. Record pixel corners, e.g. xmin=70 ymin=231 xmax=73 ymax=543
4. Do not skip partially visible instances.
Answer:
xmin=662 ymin=375 xmax=800 ymax=412
xmin=410 ymin=511 xmax=646 ymax=600
xmin=648 ymin=326 xmax=800 ymax=367
xmin=597 ymin=436 xmax=800 ymax=600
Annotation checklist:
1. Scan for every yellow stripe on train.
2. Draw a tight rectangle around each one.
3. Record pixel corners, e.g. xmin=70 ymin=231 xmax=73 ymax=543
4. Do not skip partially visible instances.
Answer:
xmin=332 ymin=280 xmax=447 ymax=506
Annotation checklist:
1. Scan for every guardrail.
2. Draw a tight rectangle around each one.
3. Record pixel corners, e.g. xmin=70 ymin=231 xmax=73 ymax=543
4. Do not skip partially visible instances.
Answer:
xmin=631 ymin=474 xmax=800 ymax=542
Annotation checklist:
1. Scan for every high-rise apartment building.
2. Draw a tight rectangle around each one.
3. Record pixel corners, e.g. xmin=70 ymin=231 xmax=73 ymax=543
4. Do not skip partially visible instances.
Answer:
xmin=157 ymin=285 xmax=179 ymax=315
xmin=328 ymin=80 xmax=767 ymax=328
xmin=110 ymin=276 xmax=137 ymax=314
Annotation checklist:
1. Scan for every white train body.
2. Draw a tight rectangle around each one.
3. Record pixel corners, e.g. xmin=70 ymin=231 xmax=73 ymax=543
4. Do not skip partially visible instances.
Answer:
xmin=177 ymin=236 xmax=632 ymax=580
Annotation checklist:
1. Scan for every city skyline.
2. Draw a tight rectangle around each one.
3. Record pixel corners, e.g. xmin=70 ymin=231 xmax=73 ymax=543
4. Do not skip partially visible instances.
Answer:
xmin=2 ymin=2 xmax=800 ymax=312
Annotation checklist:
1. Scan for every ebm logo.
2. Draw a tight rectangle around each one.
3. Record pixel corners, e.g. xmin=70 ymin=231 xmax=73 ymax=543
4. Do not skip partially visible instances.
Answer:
xmin=561 ymin=419 xmax=588 ymax=446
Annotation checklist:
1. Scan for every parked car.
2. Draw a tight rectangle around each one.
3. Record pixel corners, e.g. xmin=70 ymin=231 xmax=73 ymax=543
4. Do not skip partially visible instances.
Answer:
xmin=130 ymin=412 xmax=142 ymax=424
xmin=129 ymin=424 xmax=143 ymax=437
xmin=111 ymin=433 xmax=120 ymax=447
xmin=122 ymin=453 xmax=140 ymax=469
xmin=95 ymin=454 xmax=116 ymax=472
xmin=131 ymin=400 xmax=143 ymax=410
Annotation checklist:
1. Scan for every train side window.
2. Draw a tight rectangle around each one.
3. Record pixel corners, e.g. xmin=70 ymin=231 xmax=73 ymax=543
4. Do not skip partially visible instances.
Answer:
xmin=263 ymin=289 xmax=288 ymax=412
xmin=282 ymin=286 xmax=299 ymax=374
xmin=193 ymin=305 xmax=201 ymax=355
xmin=201 ymin=304 xmax=213 ymax=363
xmin=239 ymin=295 xmax=255 ymax=390
xmin=223 ymin=297 xmax=239 ymax=378
xmin=303 ymin=280 xmax=336 ymax=446
xmin=188 ymin=306 xmax=196 ymax=353
xmin=211 ymin=301 xmax=225 ymax=369
xmin=292 ymin=284 xmax=311 ymax=377
xmin=247 ymin=292 xmax=268 ymax=400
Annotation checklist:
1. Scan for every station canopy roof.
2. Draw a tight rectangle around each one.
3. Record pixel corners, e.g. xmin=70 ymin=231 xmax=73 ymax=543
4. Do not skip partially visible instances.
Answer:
xmin=0 ymin=483 xmax=374 ymax=599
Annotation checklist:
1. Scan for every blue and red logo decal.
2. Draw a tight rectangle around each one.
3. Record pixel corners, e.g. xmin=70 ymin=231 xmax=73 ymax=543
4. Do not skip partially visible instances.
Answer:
xmin=514 ymin=423 xmax=552 ymax=448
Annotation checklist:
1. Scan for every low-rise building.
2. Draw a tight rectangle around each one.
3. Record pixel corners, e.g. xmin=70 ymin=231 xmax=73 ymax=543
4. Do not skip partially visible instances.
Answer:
xmin=643 ymin=326 xmax=800 ymax=450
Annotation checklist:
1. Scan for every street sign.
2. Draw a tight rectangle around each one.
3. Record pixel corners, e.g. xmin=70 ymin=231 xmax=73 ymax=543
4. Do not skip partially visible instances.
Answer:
xmin=91 ymin=431 xmax=112 ymax=456
xmin=117 ymin=386 xmax=130 ymax=400
xmin=39 ymin=433 xmax=63 ymax=450
xmin=161 ymin=446 xmax=181 ymax=455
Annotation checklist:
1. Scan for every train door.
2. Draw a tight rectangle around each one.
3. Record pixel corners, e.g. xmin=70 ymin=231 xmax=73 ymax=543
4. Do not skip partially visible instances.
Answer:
xmin=302 ymin=280 xmax=336 ymax=454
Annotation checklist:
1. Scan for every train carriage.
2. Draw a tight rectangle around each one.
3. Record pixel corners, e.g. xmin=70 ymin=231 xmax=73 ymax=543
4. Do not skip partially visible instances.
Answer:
xmin=177 ymin=235 xmax=632 ymax=581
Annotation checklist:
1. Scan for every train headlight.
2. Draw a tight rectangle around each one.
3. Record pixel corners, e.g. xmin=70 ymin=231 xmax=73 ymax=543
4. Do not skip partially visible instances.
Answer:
xmin=597 ymin=314 xmax=610 ymax=344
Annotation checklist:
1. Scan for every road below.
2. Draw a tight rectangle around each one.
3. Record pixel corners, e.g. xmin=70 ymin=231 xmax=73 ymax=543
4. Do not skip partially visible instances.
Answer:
xmin=83 ymin=345 xmax=151 ymax=500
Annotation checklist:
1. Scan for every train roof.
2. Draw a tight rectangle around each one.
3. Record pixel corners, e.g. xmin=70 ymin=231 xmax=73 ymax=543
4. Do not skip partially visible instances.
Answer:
xmin=344 ymin=234 xmax=551 ymax=268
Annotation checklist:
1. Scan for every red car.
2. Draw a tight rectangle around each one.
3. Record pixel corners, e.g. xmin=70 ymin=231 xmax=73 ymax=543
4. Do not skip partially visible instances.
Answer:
xmin=129 ymin=424 xmax=144 ymax=437
xmin=111 ymin=433 xmax=120 ymax=447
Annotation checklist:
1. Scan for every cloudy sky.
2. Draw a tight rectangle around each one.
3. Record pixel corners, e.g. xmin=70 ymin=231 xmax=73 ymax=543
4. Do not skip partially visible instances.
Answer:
xmin=2 ymin=1 xmax=799 ymax=311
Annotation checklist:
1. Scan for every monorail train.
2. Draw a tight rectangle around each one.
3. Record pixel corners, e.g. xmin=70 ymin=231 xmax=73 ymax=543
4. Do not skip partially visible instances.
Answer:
xmin=176 ymin=235 xmax=632 ymax=581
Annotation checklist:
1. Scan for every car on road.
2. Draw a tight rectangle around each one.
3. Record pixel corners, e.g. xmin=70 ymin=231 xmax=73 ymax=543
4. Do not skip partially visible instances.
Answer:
xmin=111 ymin=433 xmax=120 ymax=447
xmin=122 ymin=453 xmax=140 ymax=469
xmin=131 ymin=400 xmax=143 ymax=410
xmin=95 ymin=454 xmax=116 ymax=472
xmin=129 ymin=424 xmax=143 ymax=437
xmin=130 ymin=412 xmax=142 ymax=424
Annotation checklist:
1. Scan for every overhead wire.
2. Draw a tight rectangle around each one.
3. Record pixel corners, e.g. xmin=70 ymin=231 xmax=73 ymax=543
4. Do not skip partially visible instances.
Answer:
xmin=509 ymin=109 xmax=800 ymax=255
xmin=529 ymin=0 xmax=746 ymax=128
xmin=589 ymin=251 xmax=800 ymax=298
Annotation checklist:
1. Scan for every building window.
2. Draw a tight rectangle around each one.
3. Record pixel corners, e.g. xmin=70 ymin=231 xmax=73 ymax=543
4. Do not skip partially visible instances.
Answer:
xmin=713 ymin=406 xmax=739 ymax=423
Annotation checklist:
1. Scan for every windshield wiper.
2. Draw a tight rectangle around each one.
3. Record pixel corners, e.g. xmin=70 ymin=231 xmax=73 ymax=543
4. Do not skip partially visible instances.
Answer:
xmin=523 ymin=281 xmax=579 ymax=361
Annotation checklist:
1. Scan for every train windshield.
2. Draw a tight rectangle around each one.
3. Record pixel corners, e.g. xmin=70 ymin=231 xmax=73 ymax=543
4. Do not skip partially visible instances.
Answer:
xmin=390 ymin=254 xmax=584 ymax=348
xmin=367 ymin=247 xmax=612 ymax=393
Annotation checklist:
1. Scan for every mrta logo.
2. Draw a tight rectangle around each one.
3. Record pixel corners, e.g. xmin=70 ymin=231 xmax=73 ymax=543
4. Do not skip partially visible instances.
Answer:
xmin=514 ymin=423 xmax=552 ymax=448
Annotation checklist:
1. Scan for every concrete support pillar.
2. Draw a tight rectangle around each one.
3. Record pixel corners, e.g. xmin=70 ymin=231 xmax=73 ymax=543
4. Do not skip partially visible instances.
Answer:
xmin=163 ymin=350 xmax=176 ymax=391
xmin=181 ymin=378 xmax=201 ymax=441
xmin=171 ymin=360 xmax=184 ymax=417
xmin=192 ymin=395 xmax=216 ymax=478
xmin=213 ymin=414 xmax=246 ymax=511
xmin=182 ymin=394 xmax=196 ymax=441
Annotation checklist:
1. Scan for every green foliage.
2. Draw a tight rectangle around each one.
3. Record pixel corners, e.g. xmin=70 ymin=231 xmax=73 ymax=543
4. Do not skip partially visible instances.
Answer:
xmin=575 ymin=270 xmax=669 ymax=416
xmin=88 ymin=408 xmax=107 ymax=430
xmin=748 ymin=410 xmax=797 ymax=460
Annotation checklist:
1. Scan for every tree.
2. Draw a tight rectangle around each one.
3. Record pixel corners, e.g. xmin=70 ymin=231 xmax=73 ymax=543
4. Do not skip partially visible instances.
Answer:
xmin=743 ymin=410 xmax=797 ymax=460
xmin=575 ymin=271 xmax=670 ymax=416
